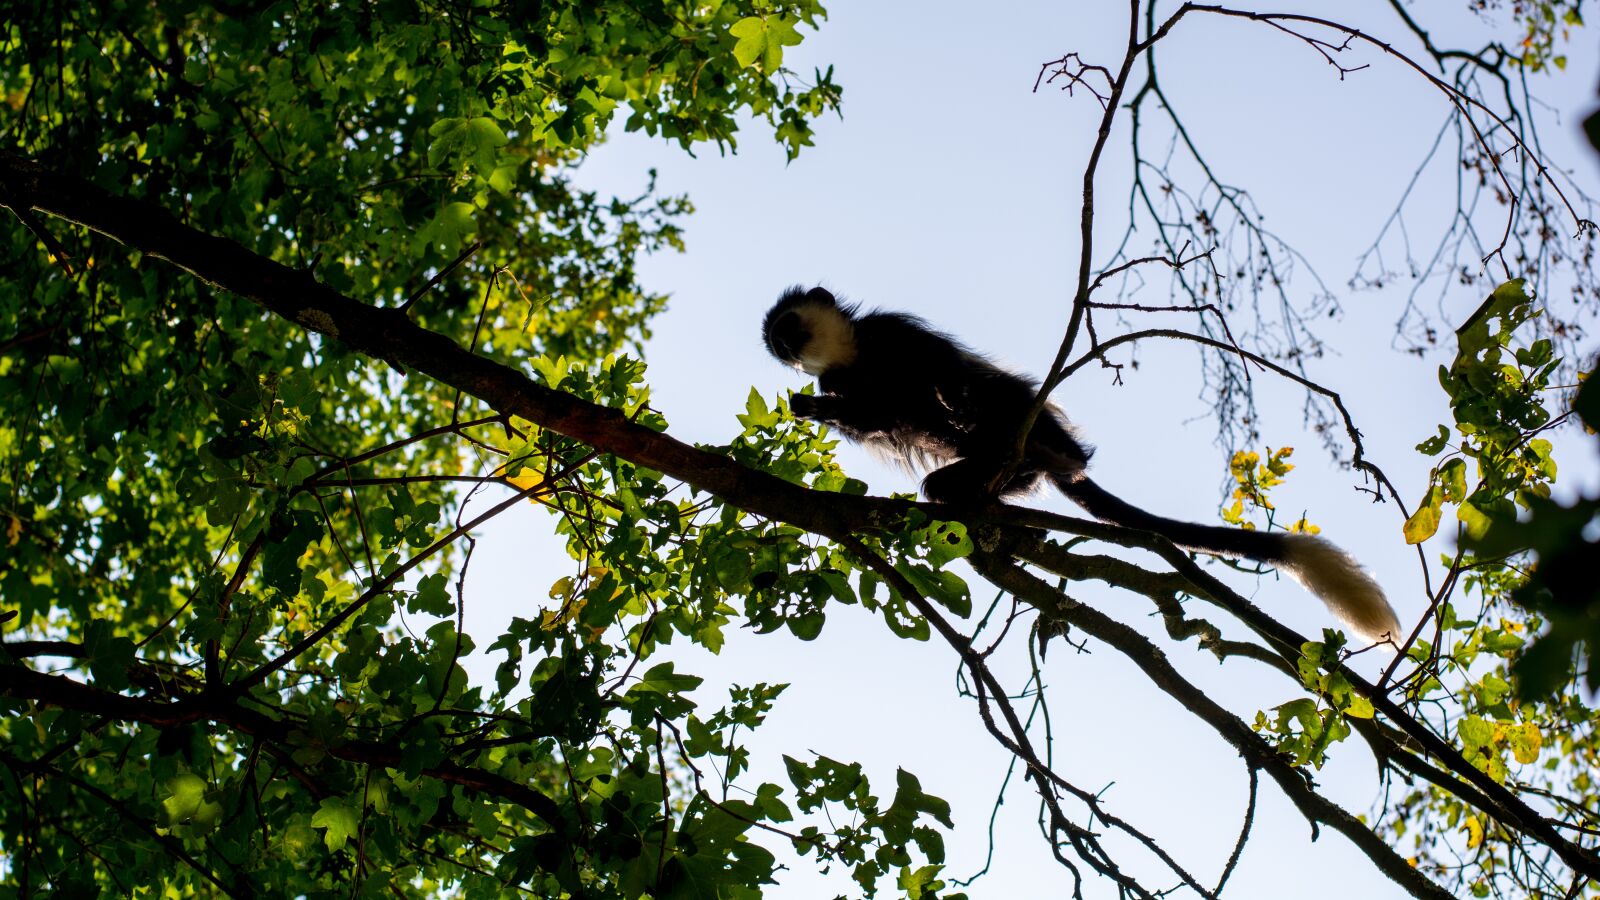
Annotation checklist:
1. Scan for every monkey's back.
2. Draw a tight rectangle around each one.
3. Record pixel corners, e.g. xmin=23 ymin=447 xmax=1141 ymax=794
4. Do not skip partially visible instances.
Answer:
xmin=828 ymin=313 xmax=1089 ymax=473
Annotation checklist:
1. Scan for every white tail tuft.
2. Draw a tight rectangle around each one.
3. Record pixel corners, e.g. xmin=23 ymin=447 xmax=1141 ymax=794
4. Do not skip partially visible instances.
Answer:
xmin=1277 ymin=535 xmax=1401 ymax=644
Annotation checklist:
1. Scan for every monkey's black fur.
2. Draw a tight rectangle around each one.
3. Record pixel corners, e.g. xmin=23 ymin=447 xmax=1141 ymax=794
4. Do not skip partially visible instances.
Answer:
xmin=763 ymin=286 xmax=1092 ymax=502
xmin=762 ymin=285 xmax=1401 ymax=640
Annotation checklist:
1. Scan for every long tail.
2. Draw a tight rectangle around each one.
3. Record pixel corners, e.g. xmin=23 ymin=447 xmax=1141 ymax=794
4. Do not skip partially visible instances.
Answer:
xmin=1052 ymin=475 xmax=1400 ymax=643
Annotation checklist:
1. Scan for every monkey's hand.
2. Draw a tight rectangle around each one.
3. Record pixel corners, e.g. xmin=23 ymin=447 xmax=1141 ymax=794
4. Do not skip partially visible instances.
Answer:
xmin=788 ymin=392 xmax=823 ymax=420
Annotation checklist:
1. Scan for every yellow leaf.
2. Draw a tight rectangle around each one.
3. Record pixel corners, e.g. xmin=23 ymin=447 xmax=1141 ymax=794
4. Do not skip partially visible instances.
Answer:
xmin=1229 ymin=451 xmax=1259 ymax=482
xmin=1464 ymin=815 xmax=1484 ymax=849
xmin=1222 ymin=499 xmax=1244 ymax=524
xmin=5 ymin=515 xmax=19 ymax=546
xmin=540 ymin=598 xmax=586 ymax=630
xmin=1509 ymin=722 xmax=1542 ymax=764
xmin=504 ymin=467 xmax=543 ymax=491
xmin=1402 ymin=495 xmax=1441 ymax=544
xmin=500 ymin=466 xmax=546 ymax=504
xmin=1486 ymin=752 xmax=1509 ymax=784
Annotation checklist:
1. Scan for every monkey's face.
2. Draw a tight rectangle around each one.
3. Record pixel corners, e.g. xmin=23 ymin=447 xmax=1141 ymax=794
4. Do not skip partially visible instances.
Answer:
xmin=766 ymin=310 xmax=811 ymax=364
xmin=762 ymin=287 xmax=857 ymax=376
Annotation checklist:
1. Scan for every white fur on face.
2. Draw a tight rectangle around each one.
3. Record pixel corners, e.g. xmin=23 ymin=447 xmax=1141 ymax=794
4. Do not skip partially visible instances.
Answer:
xmin=794 ymin=304 xmax=857 ymax=375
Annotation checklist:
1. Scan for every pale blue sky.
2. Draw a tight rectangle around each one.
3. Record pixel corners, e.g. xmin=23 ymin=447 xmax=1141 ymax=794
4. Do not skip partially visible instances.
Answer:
xmin=461 ymin=3 xmax=1600 ymax=896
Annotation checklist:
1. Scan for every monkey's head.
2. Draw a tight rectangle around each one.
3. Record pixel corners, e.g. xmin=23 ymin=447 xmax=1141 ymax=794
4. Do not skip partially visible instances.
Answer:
xmin=762 ymin=286 xmax=858 ymax=375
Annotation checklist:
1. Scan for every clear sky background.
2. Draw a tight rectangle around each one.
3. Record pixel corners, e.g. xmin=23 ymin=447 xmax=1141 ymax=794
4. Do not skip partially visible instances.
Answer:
xmin=457 ymin=3 xmax=1600 ymax=897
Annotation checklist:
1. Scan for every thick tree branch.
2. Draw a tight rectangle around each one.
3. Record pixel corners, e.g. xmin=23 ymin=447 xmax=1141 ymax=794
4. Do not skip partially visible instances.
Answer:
xmin=0 ymin=153 xmax=893 ymax=541
xmin=0 ymin=665 xmax=572 ymax=834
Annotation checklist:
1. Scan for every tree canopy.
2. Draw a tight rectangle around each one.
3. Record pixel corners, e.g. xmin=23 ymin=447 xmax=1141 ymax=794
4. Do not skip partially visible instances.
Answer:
xmin=1 ymin=2 xmax=1597 ymax=898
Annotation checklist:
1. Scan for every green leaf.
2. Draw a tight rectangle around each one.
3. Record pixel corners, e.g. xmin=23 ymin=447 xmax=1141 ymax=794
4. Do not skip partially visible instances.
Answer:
xmin=312 ymin=799 xmax=361 ymax=851
xmin=818 ymin=569 xmax=856 ymax=604
xmin=1416 ymin=424 xmax=1451 ymax=455
xmin=882 ymin=605 xmax=931 ymax=641
xmin=283 ymin=819 xmax=318 ymax=856
xmin=1345 ymin=694 xmax=1375 ymax=719
xmin=754 ymin=783 xmax=793 ymax=823
xmin=161 ymin=773 xmax=209 ymax=824
xmin=737 ymin=387 xmax=780 ymax=430
xmin=263 ymin=509 xmax=322 ymax=598
xmin=488 ymin=163 xmax=518 ymax=194
xmin=883 ymin=768 xmax=955 ymax=840
xmin=410 ymin=571 xmax=455 ymax=616
xmin=922 ymin=521 xmax=973 ymax=567
xmin=730 ymin=15 xmax=803 ymax=71
xmin=787 ymin=610 xmax=826 ymax=640
xmin=898 ymin=864 xmax=946 ymax=899
xmin=711 ymin=544 xmax=754 ymax=593
xmin=1482 ymin=630 xmax=1526 ymax=654
xmin=1439 ymin=458 xmax=1469 ymax=502
xmin=1273 ymin=697 xmax=1319 ymax=732
xmin=83 ymin=620 xmax=136 ymax=691
xmin=1458 ymin=714 xmax=1494 ymax=751
xmin=426 ymin=201 xmax=479 ymax=253
xmin=632 ymin=661 xmax=704 ymax=695
xmin=895 ymin=562 xmax=971 ymax=617
xmin=427 ymin=115 xmax=509 ymax=173
xmin=1457 ymin=496 xmax=1513 ymax=541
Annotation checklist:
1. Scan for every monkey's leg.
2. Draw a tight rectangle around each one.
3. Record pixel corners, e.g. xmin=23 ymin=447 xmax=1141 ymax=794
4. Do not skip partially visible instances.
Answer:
xmin=1024 ymin=418 xmax=1092 ymax=478
xmin=923 ymin=458 xmax=1040 ymax=503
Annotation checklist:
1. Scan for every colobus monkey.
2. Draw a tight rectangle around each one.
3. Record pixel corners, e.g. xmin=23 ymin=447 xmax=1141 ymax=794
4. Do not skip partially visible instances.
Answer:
xmin=762 ymin=286 xmax=1400 ymax=643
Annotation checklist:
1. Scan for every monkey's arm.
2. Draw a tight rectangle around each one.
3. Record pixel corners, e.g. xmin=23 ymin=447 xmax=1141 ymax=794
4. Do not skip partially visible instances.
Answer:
xmin=787 ymin=392 xmax=829 ymax=420
xmin=788 ymin=391 xmax=897 ymax=436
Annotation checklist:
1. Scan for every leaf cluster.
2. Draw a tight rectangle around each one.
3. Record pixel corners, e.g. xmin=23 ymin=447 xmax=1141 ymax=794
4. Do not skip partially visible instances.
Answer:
xmin=0 ymin=2 xmax=956 ymax=898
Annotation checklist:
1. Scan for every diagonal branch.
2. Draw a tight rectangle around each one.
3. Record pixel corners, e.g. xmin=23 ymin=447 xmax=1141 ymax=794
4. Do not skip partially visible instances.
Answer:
xmin=988 ymin=509 xmax=1600 ymax=879
xmin=966 ymin=548 xmax=1453 ymax=899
